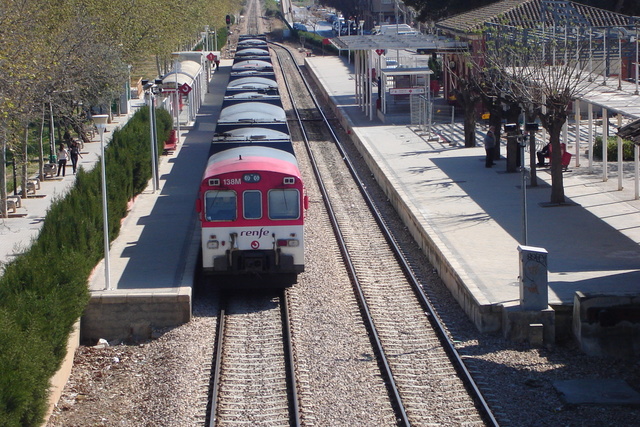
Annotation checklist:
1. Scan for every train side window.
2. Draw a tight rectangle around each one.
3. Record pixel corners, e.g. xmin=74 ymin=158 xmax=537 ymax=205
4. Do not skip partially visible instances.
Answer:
xmin=268 ymin=189 xmax=300 ymax=219
xmin=243 ymin=190 xmax=262 ymax=219
xmin=205 ymin=190 xmax=237 ymax=221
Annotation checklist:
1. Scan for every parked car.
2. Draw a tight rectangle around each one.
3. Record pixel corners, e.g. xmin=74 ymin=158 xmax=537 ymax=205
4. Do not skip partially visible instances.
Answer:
xmin=385 ymin=59 xmax=398 ymax=68
xmin=293 ymin=23 xmax=307 ymax=31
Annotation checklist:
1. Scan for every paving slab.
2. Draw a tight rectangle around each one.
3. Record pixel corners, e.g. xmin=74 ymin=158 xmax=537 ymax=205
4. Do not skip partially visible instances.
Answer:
xmin=554 ymin=379 xmax=640 ymax=405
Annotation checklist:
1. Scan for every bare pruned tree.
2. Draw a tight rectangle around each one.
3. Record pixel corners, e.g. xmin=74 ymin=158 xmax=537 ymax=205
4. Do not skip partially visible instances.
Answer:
xmin=479 ymin=24 xmax=594 ymax=204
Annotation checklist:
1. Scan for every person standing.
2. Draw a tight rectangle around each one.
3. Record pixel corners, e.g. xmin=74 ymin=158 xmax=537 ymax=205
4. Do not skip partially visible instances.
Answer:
xmin=484 ymin=126 xmax=496 ymax=168
xmin=56 ymin=143 xmax=69 ymax=177
xmin=69 ymin=140 xmax=83 ymax=174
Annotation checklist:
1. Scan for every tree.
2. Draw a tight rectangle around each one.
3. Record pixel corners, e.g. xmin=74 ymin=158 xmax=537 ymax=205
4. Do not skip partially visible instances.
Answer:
xmin=480 ymin=24 xmax=593 ymax=204
xmin=0 ymin=0 xmax=233 ymax=217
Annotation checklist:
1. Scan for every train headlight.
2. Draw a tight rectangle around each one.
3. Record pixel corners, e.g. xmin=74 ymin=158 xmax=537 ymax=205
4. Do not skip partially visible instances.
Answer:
xmin=277 ymin=239 xmax=299 ymax=247
xmin=207 ymin=240 xmax=219 ymax=249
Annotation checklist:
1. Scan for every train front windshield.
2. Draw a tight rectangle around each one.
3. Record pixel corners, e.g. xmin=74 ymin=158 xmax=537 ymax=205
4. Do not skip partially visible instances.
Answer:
xmin=205 ymin=190 xmax=237 ymax=221
xmin=269 ymin=189 xmax=300 ymax=219
xmin=243 ymin=190 xmax=262 ymax=219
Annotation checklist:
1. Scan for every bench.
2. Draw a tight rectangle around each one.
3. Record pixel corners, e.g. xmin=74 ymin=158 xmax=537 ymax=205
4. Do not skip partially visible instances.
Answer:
xmin=6 ymin=199 xmax=16 ymax=213
xmin=163 ymin=129 xmax=178 ymax=154
xmin=26 ymin=177 xmax=40 ymax=195
xmin=548 ymin=143 xmax=572 ymax=171
xmin=7 ymin=195 xmax=22 ymax=209
xmin=43 ymin=163 xmax=57 ymax=178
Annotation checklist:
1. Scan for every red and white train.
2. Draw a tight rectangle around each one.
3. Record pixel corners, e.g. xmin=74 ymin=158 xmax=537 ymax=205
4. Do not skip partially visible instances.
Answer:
xmin=196 ymin=35 xmax=307 ymax=286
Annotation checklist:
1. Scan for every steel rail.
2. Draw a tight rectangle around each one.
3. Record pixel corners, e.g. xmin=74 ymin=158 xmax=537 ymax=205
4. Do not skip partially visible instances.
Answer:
xmin=207 ymin=307 xmax=226 ymax=427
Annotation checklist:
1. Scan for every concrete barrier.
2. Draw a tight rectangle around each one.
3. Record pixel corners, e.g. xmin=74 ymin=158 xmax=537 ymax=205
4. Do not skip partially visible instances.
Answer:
xmin=80 ymin=287 xmax=192 ymax=343
xmin=573 ymin=291 xmax=640 ymax=358
xmin=46 ymin=321 xmax=80 ymax=422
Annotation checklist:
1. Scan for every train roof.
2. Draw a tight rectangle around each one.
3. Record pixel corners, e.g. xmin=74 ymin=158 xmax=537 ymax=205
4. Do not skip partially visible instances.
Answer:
xmin=203 ymin=146 xmax=301 ymax=180
xmin=221 ymin=91 xmax=282 ymax=107
xmin=214 ymin=122 xmax=289 ymax=135
xmin=238 ymin=34 xmax=267 ymax=41
xmin=218 ymin=102 xmax=286 ymax=124
xmin=212 ymin=127 xmax=290 ymax=143
xmin=226 ymin=76 xmax=279 ymax=91
xmin=223 ymin=91 xmax=281 ymax=101
xmin=232 ymin=60 xmax=273 ymax=71
xmin=235 ymin=47 xmax=270 ymax=57
xmin=230 ymin=70 xmax=276 ymax=80
xmin=238 ymin=41 xmax=268 ymax=48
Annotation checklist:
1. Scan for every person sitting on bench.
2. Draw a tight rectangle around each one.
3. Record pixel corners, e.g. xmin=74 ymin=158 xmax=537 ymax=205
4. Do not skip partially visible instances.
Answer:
xmin=537 ymin=143 xmax=550 ymax=166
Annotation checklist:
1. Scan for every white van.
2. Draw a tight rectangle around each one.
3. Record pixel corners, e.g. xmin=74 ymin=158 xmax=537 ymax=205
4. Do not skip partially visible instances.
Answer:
xmin=375 ymin=24 xmax=419 ymax=36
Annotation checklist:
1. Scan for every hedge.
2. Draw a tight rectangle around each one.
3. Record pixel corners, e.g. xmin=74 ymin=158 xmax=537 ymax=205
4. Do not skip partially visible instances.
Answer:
xmin=0 ymin=106 xmax=171 ymax=426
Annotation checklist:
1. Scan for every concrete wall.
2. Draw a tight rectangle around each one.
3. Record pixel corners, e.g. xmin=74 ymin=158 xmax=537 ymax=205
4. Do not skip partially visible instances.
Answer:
xmin=45 ymin=321 xmax=80 ymax=424
xmin=573 ymin=291 xmax=640 ymax=358
xmin=81 ymin=288 xmax=192 ymax=344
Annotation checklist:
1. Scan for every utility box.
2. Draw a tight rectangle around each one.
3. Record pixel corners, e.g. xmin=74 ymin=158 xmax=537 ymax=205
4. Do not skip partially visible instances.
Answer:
xmin=506 ymin=135 xmax=521 ymax=172
xmin=518 ymin=245 xmax=548 ymax=310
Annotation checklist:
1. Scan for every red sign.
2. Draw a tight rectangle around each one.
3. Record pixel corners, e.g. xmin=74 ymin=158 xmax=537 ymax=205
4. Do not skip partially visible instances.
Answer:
xmin=179 ymin=83 xmax=192 ymax=94
xmin=322 ymin=38 xmax=330 ymax=45
xmin=376 ymin=49 xmax=386 ymax=56
xmin=207 ymin=52 xmax=216 ymax=61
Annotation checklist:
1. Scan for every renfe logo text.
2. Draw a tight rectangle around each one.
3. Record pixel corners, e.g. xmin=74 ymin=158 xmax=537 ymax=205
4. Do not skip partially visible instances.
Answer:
xmin=240 ymin=228 xmax=270 ymax=237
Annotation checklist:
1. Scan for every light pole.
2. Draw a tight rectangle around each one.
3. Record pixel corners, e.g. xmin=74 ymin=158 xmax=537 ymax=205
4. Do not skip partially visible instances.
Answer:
xmin=173 ymin=58 xmax=181 ymax=143
xmin=93 ymin=114 xmax=111 ymax=291
xmin=146 ymin=85 xmax=160 ymax=192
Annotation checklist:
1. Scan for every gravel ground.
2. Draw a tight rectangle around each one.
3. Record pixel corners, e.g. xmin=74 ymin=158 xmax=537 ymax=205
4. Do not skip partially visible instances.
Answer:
xmin=47 ymin=301 xmax=217 ymax=427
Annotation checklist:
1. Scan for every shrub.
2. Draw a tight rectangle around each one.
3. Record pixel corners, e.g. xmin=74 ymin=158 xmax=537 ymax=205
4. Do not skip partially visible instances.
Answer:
xmin=0 ymin=106 xmax=171 ymax=426
xmin=593 ymin=136 xmax=636 ymax=161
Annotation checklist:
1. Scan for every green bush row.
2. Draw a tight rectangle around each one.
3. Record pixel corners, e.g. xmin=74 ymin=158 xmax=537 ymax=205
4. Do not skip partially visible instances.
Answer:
xmin=593 ymin=135 xmax=637 ymax=161
xmin=0 ymin=106 xmax=171 ymax=427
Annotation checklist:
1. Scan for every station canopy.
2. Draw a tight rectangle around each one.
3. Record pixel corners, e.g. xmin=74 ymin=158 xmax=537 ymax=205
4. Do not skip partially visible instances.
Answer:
xmin=162 ymin=60 xmax=202 ymax=88
xmin=329 ymin=33 xmax=468 ymax=52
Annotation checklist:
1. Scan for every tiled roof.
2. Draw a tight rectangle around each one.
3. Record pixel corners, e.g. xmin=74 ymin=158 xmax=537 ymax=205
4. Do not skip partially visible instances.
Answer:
xmin=436 ymin=0 xmax=636 ymax=35
xmin=617 ymin=119 xmax=640 ymax=144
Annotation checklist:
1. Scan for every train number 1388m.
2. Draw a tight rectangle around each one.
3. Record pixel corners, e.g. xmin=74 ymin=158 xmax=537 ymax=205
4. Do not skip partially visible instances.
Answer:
xmin=223 ymin=178 xmax=242 ymax=185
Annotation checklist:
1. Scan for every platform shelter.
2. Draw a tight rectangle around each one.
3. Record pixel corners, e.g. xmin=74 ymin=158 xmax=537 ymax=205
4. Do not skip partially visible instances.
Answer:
xmin=161 ymin=52 xmax=211 ymax=126
xmin=329 ymin=34 xmax=466 ymax=122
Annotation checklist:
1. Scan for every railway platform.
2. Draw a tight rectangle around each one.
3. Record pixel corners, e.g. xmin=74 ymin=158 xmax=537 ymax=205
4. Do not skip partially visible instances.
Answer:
xmin=304 ymin=54 xmax=640 ymax=347
xmin=80 ymin=61 xmax=232 ymax=341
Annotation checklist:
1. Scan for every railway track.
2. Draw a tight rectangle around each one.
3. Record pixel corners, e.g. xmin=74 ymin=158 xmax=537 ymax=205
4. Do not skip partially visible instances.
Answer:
xmin=207 ymin=292 xmax=300 ymax=426
xmin=272 ymin=43 xmax=499 ymax=426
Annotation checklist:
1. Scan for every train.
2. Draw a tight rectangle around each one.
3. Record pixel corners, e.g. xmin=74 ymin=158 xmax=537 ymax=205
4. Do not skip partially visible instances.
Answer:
xmin=196 ymin=35 xmax=307 ymax=286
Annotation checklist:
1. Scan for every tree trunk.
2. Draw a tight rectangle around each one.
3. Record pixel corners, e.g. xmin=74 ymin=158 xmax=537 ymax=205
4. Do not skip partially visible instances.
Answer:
xmin=39 ymin=105 xmax=46 ymax=181
xmin=463 ymin=108 xmax=476 ymax=147
xmin=491 ymin=119 xmax=502 ymax=160
xmin=21 ymin=126 xmax=28 ymax=198
xmin=0 ymin=129 xmax=7 ymax=218
xmin=548 ymin=119 xmax=565 ymax=204
xmin=529 ymin=131 xmax=538 ymax=187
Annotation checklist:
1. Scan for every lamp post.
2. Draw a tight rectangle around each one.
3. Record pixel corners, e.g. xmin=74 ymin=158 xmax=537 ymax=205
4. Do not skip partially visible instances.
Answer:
xmin=93 ymin=114 xmax=111 ymax=291
xmin=174 ymin=58 xmax=181 ymax=143
xmin=146 ymin=86 xmax=159 ymax=192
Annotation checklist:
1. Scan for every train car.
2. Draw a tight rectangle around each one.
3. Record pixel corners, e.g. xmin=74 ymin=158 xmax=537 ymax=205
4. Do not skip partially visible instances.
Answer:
xmin=196 ymin=145 xmax=307 ymax=285
xmin=197 ymin=34 xmax=306 ymax=287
